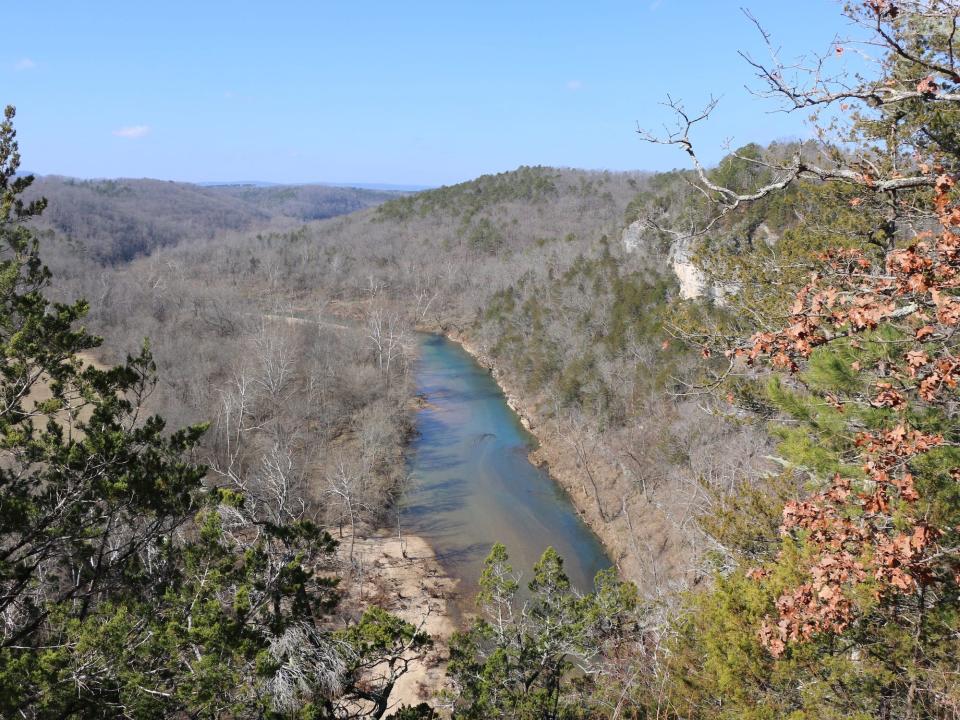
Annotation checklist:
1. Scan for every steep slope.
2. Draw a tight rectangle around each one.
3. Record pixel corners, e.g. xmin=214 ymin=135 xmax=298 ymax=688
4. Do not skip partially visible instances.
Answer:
xmin=42 ymin=163 xmax=777 ymax=597
xmin=75 ymin=165 xmax=764 ymax=593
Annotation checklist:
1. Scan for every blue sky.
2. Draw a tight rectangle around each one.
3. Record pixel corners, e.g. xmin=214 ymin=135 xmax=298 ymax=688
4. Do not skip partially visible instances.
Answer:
xmin=5 ymin=1 xmax=853 ymax=186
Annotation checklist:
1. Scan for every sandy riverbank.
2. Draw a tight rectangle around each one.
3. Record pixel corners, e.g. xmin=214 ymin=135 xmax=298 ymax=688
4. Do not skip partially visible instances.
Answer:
xmin=335 ymin=530 xmax=458 ymax=711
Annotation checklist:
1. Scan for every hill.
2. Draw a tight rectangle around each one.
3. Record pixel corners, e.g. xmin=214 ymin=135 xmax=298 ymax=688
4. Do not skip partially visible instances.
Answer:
xmin=59 ymin=164 xmax=764 ymax=595
xmin=24 ymin=175 xmax=398 ymax=264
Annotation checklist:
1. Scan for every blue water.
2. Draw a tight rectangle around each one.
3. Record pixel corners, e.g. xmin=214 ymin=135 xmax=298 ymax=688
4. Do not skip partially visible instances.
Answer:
xmin=402 ymin=334 xmax=612 ymax=610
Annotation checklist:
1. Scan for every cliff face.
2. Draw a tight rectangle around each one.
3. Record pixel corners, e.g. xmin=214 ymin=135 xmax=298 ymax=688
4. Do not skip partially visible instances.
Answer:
xmin=621 ymin=219 xmax=708 ymax=300
xmin=671 ymin=245 xmax=710 ymax=301
xmin=621 ymin=218 xmax=766 ymax=305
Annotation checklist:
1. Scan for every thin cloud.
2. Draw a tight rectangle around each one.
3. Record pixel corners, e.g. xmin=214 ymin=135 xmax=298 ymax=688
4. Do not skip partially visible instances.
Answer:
xmin=566 ymin=79 xmax=583 ymax=91
xmin=112 ymin=125 xmax=151 ymax=139
xmin=222 ymin=89 xmax=255 ymax=102
xmin=14 ymin=58 xmax=36 ymax=71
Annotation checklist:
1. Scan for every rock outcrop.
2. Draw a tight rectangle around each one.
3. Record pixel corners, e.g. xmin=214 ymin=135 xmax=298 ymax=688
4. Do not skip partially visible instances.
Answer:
xmin=621 ymin=219 xmax=708 ymax=300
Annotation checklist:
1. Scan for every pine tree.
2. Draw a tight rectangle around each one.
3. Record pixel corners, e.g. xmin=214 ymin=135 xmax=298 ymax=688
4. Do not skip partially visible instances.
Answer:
xmin=447 ymin=545 xmax=638 ymax=720
xmin=0 ymin=105 xmax=428 ymax=719
xmin=658 ymin=4 xmax=960 ymax=718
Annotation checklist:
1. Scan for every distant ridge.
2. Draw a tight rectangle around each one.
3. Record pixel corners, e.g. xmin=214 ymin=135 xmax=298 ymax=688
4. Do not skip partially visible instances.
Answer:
xmin=195 ymin=180 xmax=284 ymax=188
xmin=328 ymin=181 xmax=434 ymax=192
xmin=198 ymin=180 xmax=434 ymax=192
xmin=22 ymin=174 xmax=432 ymax=193
xmin=26 ymin=175 xmax=399 ymax=264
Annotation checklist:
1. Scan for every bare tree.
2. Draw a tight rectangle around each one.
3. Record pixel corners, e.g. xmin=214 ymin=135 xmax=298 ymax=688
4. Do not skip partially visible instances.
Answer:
xmin=253 ymin=320 xmax=296 ymax=399
xmin=638 ymin=2 xmax=960 ymax=241
xmin=564 ymin=409 xmax=617 ymax=523
xmin=366 ymin=307 xmax=409 ymax=380
xmin=325 ymin=459 xmax=372 ymax=566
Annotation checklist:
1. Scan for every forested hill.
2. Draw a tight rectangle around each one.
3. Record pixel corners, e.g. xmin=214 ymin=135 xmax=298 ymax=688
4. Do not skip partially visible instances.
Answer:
xmin=62 ymin=162 xmax=758 ymax=595
xmin=370 ymin=165 xmax=648 ymax=257
xmin=11 ymin=2 xmax=960 ymax=717
xmin=29 ymin=159 xmax=788 ymax=711
xmin=46 ymin=160 xmax=778 ymax=590
xmin=25 ymin=175 xmax=398 ymax=264
xmin=218 ymin=165 xmax=659 ymax=309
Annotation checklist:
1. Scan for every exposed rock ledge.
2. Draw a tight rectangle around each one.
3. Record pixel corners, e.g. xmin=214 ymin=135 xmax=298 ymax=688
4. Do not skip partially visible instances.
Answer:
xmin=335 ymin=531 xmax=456 ymax=711
xmin=622 ymin=218 xmax=707 ymax=300
xmin=622 ymin=218 xmax=775 ymax=305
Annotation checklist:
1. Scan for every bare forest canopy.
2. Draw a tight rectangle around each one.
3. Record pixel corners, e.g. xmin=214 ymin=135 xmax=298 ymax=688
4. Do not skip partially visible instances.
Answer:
xmin=14 ymin=2 xmax=960 ymax=711
xmin=6 ymin=144 xmax=803 ymax=719
xmin=50 ymin=159 xmax=777 ymax=595
xmin=24 ymin=175 xmax=400 ymax=264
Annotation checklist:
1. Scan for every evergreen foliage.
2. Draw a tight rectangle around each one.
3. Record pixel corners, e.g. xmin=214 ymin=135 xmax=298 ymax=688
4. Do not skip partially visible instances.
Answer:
xmin=446 ymin=545 xmax=638 ymax=720
xmin=0 ymin=106 xmax=425 ymax=719
xmin=652 ymin=3 xmax=960 ymax=718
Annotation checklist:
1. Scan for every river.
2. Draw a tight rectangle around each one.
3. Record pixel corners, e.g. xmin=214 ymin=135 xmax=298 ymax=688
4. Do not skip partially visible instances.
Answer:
xmin=401 ymin=334 xmax=612 ymax=614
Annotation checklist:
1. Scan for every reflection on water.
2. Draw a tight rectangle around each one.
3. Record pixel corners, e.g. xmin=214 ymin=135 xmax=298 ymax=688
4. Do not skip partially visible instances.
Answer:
xmin=402 ymin=334 xmax=612 ymax=613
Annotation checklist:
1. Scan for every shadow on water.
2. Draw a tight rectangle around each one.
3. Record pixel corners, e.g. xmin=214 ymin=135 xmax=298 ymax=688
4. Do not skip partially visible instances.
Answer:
xmin=403 ymin=476 xmax=472 ymax=528
xmin=402 ymin=333 xmax=612 ymax=618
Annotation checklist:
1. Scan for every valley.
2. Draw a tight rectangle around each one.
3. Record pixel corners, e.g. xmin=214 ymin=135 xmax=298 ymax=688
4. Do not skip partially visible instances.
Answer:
xmin=8 ymin=6 xmax=960 ymax=713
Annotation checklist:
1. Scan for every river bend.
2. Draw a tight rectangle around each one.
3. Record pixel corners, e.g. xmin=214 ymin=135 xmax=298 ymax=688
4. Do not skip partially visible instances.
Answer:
xmin=401 ymin=334 xmax=612 ymax=610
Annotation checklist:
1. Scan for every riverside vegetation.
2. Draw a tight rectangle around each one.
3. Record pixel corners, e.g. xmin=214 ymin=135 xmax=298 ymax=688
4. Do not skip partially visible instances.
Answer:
xmin=5 ymin=1 xmax=960 ymax=717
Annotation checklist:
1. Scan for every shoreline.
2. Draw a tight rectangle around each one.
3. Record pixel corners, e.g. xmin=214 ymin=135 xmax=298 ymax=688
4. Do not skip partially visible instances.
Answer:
xmin=331 ymin=325 xmax=650 ymax=708
xmin=438 ymin=327 xmax=644 ymax=586
xmin=301 ymin=306 xmax=635 ymax=584
xmin=335 ymin=530 xmax=457 ymax=711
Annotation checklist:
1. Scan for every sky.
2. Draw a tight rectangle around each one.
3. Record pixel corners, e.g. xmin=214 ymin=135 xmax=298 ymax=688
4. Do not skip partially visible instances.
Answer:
xmin=4 ymin=1 xmax=857 ymax=187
